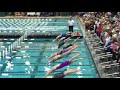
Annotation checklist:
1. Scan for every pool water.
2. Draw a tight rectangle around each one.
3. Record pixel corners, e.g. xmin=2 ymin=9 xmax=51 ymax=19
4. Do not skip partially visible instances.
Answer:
xmin=0 ymin=18 xmax=81 ymax=34
xmin=0 ymin=18 xmax=99 ymax=78
xmin=0 ymin=38 xmax=99 ymax=78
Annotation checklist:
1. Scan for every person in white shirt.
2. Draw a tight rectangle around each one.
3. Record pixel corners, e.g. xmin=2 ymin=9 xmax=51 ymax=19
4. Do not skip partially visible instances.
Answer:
xmin=95 ymin=19 xmax=100 ymax=33
xmin=68 ymin=16 xmax=75 ymax=32
xmin=95 ymin=19 xmax=100 ymax=27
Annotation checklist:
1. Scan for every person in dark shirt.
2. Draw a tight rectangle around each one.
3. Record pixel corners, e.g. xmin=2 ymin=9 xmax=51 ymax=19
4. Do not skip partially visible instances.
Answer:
xmin=106 ymin=38 xmax=113 ymax=53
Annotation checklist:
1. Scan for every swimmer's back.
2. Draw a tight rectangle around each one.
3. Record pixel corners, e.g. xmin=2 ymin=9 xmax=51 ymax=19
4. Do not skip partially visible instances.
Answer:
xmin=53 ymin=69 xmax=67 ymax=78
xmin=56 ymin=60 xmax=71 ymax=70
xmin=63 ymin=44 xmax=73 ymax=49
xmin=58 ymin=41 xmax=65 ymax=48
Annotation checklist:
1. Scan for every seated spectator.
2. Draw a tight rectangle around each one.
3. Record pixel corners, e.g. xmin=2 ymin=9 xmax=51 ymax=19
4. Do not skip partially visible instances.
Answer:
xmin=110 ymin=38 xmax=118 ymax=60
xmin=106 ymin=38 xmax=113 ymax=53
xmin=104 ymin=31 xmax=112 ymax=46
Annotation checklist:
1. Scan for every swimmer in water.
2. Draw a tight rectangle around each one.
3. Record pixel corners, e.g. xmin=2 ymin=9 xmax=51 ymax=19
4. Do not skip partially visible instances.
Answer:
xmin=44 ymin=54 xmax=82 ymax=77
xmin=53 ymin=32 xmax=73 ymax=42
xmin=45 ymin=67 xmax=80 ymax=78
xmin=48 ymin=44 xmax=78 ymax=59
xmin=62 ymin=37 xmax=79 ymax=49
xmin=57 ymin=37 xmax=71 ymax=48
xmin=46 ymin=44 xmax=79 ymax=66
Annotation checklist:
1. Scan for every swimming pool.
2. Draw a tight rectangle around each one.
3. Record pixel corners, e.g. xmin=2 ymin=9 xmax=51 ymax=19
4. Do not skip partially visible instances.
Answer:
xmin=0 ymin=17 xmax=99 ymax=78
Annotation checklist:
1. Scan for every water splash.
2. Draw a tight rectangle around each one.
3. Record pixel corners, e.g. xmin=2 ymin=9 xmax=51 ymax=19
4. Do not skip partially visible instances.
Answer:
xmin=5 ymin=61 xmax=14 ymax=71
xmin=44 ymin=66 xmax=50 ymax=72
xmin=78 ymin=76 xmax=83 ymax=78
xmin=25 ymin=61 xmax=30 ymax=65
xmin=79 ymin=62 xmax=82 ymax=65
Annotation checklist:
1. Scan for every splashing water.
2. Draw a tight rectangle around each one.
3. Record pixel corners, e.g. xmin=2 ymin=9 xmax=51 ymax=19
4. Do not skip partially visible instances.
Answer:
xmin=44 ymin=67 xmax=50 ymax=72
xmin=79 ymin=62 xmax=82 ymax=65
xmin=78 ymin=76 xmax=83 ymax=78
xmin=5 ymin=61 xmax=14 ymax=71
xmin=25 ymin=61 xmax=30 ymax=65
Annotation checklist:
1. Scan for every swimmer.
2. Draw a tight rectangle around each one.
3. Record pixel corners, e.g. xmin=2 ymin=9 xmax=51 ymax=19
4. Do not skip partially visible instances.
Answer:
xmin=58 ymin=37 xmax=71 ymax=48
xmin=48 ymin=44 xmax=78 ymax=59
xmin=57 ymin=33 xmax=75 ymax=44
xmin=56 ymin=37 xmax=67 ymax=44
xmin=44 ymin=54 xmax=82 ymax=77
xmin=63 ymin=37 xmax=79 ymax=49
xmin=46 ymin=44 xmax=78 ymax=66
xmin=53 ymin=32 xmax=73 ymax=42
xmin=45 ymin=67 xmax=80 ymax=78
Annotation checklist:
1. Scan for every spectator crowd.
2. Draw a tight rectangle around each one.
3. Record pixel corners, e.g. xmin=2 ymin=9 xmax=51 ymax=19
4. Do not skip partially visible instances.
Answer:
xmin=79 ymin=12 xmax=120 ymax=63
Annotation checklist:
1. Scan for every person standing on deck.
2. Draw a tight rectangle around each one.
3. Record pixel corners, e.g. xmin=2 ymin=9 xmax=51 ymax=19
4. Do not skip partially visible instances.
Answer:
xmin=68 ymin=16 xmax=75 ymax=32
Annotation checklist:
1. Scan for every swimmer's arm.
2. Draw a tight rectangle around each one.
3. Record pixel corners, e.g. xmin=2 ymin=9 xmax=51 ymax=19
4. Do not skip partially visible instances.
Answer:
xmin=56 ymin=34 xmax=62 ymax=39
xmin=71 ymin=58 xmax=83 ymax=62
xmin=70 ymin=51 xmax=80 ymax=53
xmin=56 ymin=41 xmax=60 ymax=44
xmin=47 ymin=55 xmax=53 ymax=59
xmin=72 ymin=37 xmax=79 ymax=44
xmin=64 ymin=37 xmax=71 ymax=42
xmin=53 ymin=37 xmax=58 ymax=42
xmin=45 ymin=76 xmax=53 ymax=78
xmin=58 ymin=37 xmax=66 ymax=42
xmin=46 ymin=60 xmax=52 ymax=66
xmin=53 ymin=34 xmax=61 ymax=42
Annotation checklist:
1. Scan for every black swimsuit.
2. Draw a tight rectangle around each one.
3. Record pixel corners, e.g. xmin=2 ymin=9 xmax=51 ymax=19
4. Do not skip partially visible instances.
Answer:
xmin=53 ymin=69 xmax=67 ymax=78
xmin=53 ymin=72 xmax=65 ymax=78
xmin=58 ymin=41 xmax=65 ymax=48
xmin=63 ymin=44 xmax=73 ymax=49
